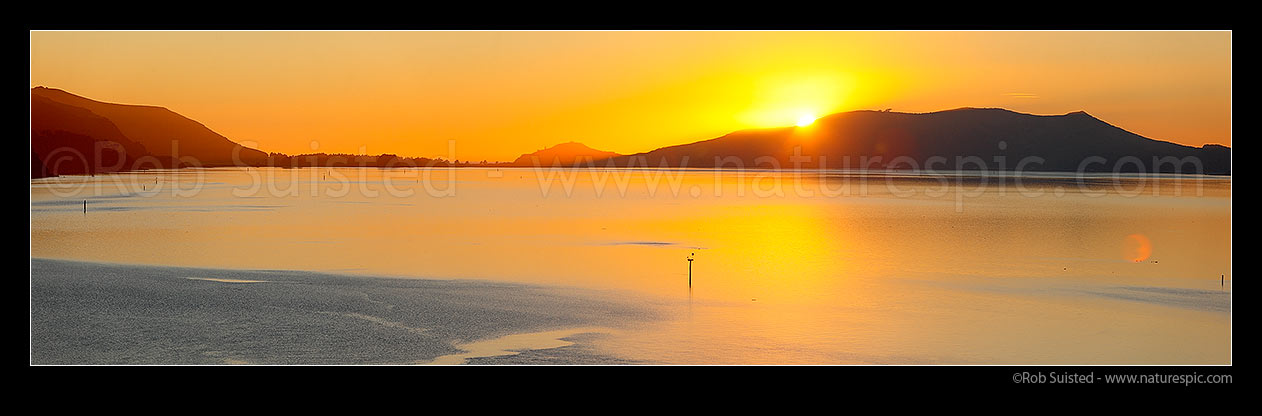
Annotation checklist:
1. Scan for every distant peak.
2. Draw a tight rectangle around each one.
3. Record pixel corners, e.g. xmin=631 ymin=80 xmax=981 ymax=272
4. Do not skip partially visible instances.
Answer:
xmin=539 ymin=141 xmax=603 ymax=151
xmin=1062 ymin=110 xmax=1102 ymax=121
xmin=513 ymin=141 xmax=621 ymax=165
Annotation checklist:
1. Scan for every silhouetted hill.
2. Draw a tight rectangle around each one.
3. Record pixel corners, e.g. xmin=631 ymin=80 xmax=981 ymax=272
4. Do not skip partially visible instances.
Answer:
xmin=32 ymin=87 xmax=268 ymax=166
xmin=31 ymin=95 xmax=148 ymax=157
xmin=30 ymin=130 xmax=138 ymax=177
xmin=31 ymin=94 xmax=152 ymax=178
xmin=511 ymin=141 xmax=621 ymax=167
xmin=601 ymin=108 xmax=1230 ymax=175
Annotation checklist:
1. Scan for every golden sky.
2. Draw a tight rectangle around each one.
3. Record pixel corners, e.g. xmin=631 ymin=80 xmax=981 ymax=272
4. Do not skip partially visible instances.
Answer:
xmin=30 ymin=31 xmax=1231 ymax=161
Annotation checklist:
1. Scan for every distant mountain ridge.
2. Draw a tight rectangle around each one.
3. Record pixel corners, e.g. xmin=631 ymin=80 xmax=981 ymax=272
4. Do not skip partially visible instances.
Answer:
xmin=30 ymin=87 xmax=1230 ymax=178
xmin=595 ymin=108 xmax=1230 ymax=175
xmin=510 ymin=141 xmax=621 ymax=167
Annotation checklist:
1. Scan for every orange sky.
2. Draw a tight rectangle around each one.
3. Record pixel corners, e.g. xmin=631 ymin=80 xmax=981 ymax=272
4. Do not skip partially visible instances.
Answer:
xmin=29 ymin=31 xmax=1231 ymax=162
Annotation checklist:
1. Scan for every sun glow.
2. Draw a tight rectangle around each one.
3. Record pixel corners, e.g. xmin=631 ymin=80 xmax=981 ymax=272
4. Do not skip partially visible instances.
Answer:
xmin=26 ymin=32 xmax=1232 ymax=158
xmin=738 ymin=72 xmax=850 ymax=129
xmin=796 ymin=114 xmax=818 ymax=127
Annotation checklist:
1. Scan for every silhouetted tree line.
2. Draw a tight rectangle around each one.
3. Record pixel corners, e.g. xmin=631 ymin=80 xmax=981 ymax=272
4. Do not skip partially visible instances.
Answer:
xmin=266 ymin=153 xmax=510 ymax=168
xmin=30 ymin=135 xmax=513 ymax=179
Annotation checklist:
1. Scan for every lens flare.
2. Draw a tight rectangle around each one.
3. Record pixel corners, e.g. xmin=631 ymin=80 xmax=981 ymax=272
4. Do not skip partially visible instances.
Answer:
xmin=1123 ymin=233 xmax=1153 ymax=262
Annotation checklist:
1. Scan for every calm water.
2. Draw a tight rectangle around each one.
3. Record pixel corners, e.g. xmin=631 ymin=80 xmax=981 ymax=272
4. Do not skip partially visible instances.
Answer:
xmin=30 ymin=167 xmax=1232 ymax=364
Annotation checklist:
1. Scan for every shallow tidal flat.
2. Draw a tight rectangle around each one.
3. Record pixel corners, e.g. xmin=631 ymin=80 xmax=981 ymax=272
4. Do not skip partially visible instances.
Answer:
xmin=30 ymin=258 xmax=655 ymax=365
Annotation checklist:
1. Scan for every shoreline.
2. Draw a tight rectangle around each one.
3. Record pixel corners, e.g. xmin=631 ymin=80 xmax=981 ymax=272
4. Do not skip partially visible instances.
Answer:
xmin=420 ymin=327 xmax=613 ymax=365
xmin=30 ymin=258 xmax=654 ymax=365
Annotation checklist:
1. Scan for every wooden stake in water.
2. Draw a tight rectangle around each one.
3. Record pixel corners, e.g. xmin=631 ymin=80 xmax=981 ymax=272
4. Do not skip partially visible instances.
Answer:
xmin=687 ymin=252 xmax=694 ymax=288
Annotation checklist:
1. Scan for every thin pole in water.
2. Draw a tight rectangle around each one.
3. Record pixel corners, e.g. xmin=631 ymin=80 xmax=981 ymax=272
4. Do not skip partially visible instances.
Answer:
xmin=687 ymin=252 xmax=694 ymax=288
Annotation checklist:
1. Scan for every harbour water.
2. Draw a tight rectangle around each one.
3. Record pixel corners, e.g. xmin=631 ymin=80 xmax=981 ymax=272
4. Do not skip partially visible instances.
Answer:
xmin=30 ymin=167 xmax=1232 ymax=364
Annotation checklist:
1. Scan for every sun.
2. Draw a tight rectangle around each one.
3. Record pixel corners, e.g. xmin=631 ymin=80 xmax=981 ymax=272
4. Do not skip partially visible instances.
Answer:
xmin=796 ymin=114 xmax=818 ymax=127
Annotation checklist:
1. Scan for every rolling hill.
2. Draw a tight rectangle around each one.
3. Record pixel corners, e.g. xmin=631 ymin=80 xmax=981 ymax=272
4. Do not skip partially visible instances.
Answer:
xmin=510 ymin=141 xmax=621 ymax=167
xmin=599 ymin=108 xmax=1230 ymax=175
xmin=31 ymin=87 xmax=268 ymax=168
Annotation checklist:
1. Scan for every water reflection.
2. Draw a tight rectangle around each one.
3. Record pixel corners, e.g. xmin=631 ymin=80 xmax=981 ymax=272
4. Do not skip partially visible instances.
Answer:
xmin=31 ymin=167 xmax=1231 ymax=364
